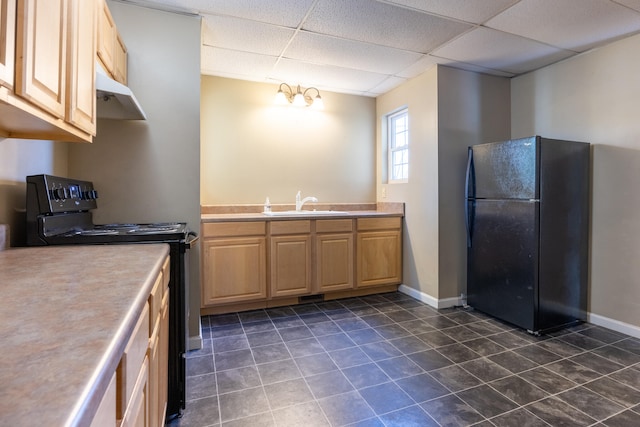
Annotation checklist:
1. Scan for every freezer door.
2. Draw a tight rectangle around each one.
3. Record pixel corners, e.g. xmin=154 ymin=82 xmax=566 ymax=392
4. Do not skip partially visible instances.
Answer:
xmin=467 ymin=199 xmax=539 ymax=331
xmin=470 ymin=137 xmax=539 ymax=200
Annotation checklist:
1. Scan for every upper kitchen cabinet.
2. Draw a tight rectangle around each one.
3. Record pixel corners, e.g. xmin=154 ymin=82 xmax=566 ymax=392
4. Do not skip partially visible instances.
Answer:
xmin=0 ymin=0 xmax=97 ymax=142
xmin=0 ymin=0 xmax=16 ymax=89
xmin=97 ymin=0 xmax=126 ymax=85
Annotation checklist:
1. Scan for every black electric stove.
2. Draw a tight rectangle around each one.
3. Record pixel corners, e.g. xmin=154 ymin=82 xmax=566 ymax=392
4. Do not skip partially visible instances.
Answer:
xmin=25 ymin=174 xmax=196 ymax=420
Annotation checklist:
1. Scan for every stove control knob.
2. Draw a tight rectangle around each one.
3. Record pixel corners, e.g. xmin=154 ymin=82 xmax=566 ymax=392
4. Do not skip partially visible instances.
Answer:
xmin=83 ymin=190 xmax=98 ymax=200
xmin=53 ymin=188 xmax=67 ymax=200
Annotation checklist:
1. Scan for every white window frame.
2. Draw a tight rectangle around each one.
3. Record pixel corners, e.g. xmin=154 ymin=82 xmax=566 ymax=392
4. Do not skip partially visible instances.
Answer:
xmin=387 ymin=108 xmax=409 ymax=183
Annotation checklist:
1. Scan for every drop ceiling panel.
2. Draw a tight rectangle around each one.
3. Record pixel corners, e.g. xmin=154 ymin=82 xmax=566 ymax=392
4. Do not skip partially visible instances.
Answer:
xmin=616 ymin=0 xmax=640 ymax=12
xmin=486 ymin=0 xmax=640 ymax=52
xmin=202 ymin=15 xmax=294 ymax=56
xmin=386 ymin=0 xmax=520 ymax=24
xmin=367 ymin=76 xmax=409 ymax=96
xmin=432 ymin=27 xmax=575 ymax=74
xmin=284 ymin=31 xmax=424 ymax=75
xmin=201 ymin=46 xmax=277 ymax=80
xmin=302 ymin=0 xmax=473 ymax=53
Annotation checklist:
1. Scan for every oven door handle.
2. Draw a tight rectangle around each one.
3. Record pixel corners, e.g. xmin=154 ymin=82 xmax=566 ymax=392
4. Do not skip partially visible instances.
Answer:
xmin=186 ymin=231 xmax=199 ymax=247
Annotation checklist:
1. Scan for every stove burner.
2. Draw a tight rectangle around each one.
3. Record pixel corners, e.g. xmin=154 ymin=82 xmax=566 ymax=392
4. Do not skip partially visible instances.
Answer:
xmin=77 ymin=229 xmax=120 ymax=236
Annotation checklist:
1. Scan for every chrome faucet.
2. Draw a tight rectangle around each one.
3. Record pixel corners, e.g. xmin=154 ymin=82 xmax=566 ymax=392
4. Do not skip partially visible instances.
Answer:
xmin=296 ymin=190 xmax=318 ymax=211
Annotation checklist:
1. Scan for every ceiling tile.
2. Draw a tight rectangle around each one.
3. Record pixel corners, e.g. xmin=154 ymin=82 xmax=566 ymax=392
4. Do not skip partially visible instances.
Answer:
xmin=201 ymin=46 xmax=278 ymax=79
xmin=431 ymin=27 xmax=574 ymax=74
xmin=202 ymin=15 xmax=294 ymax=56
xmin=366 ymin=76 xmax=408 ymax=96
xmin=616 ymin=0 xmax=640 ymax=12
xmin=386 ymin=0 xmax=520 ymax=24
xmin=284 ymin=31 xmax=423 ymax=75
xmin=271 ymin=58 xmax=388 ymax=93
xmin=302 ymin=0 xmax=472 ymax=53
xmin=486 ymin=0 xmax=640 ymax=52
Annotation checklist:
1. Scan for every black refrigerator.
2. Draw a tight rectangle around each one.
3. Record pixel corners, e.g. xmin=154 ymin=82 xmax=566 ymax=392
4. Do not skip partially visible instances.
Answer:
xmin=465 ymin=136 xmax=590 ymax=334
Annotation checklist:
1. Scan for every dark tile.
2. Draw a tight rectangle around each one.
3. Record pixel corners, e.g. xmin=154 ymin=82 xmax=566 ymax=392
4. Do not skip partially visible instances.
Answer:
xmin=602 ymin=409 xmax=640 ymax=427
xmin=442 ymin=325 xmax=482 ymax=342
xmin=263 ymin=378 xmax=314 ymax=410
xmin=415 ymin=330 xmax=457 ymax=347
xmin=342 ymin=363 xmax=391 ymax=389
xmin=406 ymin=306 xmax=439 ymax=319
xmin=487 ymin=331 xmax=531 ymax=349
xmin=407 ymin=349 xmax=454 ymax=371
xmin=388 ymin=335 xmax=432 ymax=355
xmin=266 ymin=306 xmax=297 ymax=319
xmin=398 ymin=319 xmax=435 ymax=335
xmin=379 ymin=405 xmax=439 ymax=427
xmin=583 ymin=377 xmax=640 ymax=407
xmin=609 ymin=366 xmax=640 ymax=390
xmin=536 ymin=338 xmax=584 ymax=358
xmin=578 ymin=326 xmax=627 ymax=344
xmin=518 ymin=367 xmax=577 ymax=394
xmin=488 ymin=350 xmax=539 ymax=373
xmin=334 ymin=317 xmax=370 ymax=332
xmin=292 ymin=303 xmax=321 ymax=315
xmin=186 ymin=372 xmax=217 ymax=401
xmin=328 ymin=346 xmax=371 ymax=369
xmin=245 ymin=330 xmax=283 ymax=348
xmin=444 ymin=311 xmax=479 ymax=325
xmin=360 ymin=341 xmax=403 ymax=361
xmin=559 ymin=332 xmax=607 ymax=350
xmin=250 ymin=343 xmax=291 ymax=364
xmin=349 ymin=305 xmax=381 ymax=316
xmin=461 ymin=358 xmax=512 ymax=382
xmin=213 ymin=335 xmax=249 ymax=353
xmin=222 ymin=412 xmax=274 ymax=427
xmin=299 ymin=312 xmax=330 ymax=325
xmin=187 ymin=354 xmax=215 ymax=376
xmin=214 ymin=349 xmax=253 ymax=372
xmin=395 ymin=373 xmax=450 ymax=403
xmin=544 ymin=359 xmax=602 ymax=384
xmin=462 ymin=337 xmax=506 ymax=356
xmin=345 ymin=327 xmax=385 ymax=345
xmin=465 ymin=320 xmax=506 ymax=336
xmin=242 ymin=320 xmax=275 ymax=334
xmin=570 ymin=352 xmax=624 ymax=374
xmin=210 ymin=313 xmax=240 ymax=327
xmin=592 ymin=344 xmax=640 ymax=367
xmin=175 ymin=395 xmax=220 ymax=426
xmin=429 ymin=365 xmax=483 ymax=392
xmin=256 ymin=359 xmax=301 ymax=385
xmin=271 ymin=316 xmax=305 ymax=329
xmin=614 ymin=338 xmax=640 ymax=356
xmin=324 ymin=308 xmax=356 ymax=320
xmin=513 ymin=344 xmax=563 ymax=365
xmin=527 ymin=397 xmax=596 ymax=427
xmin=306 ymin=320 xmax=342 ymax=336
xmin=557 ymin=386 xmax=625 ymax=420
xmin=315 ymin=301 xmax=344 ymax=312
xmin=456 ymin=384 xmax=519 ymax=418
xmin=436 ymin=343 xmax=482 ymax=363
xmin=384 ymin=309 xmax=418 ymax=323
xmin=348 ymin=417 xmax=385 ymax=427
xmin=490 ymin=375 xmax=549 ymax=405
xmin=361 ymin=313 xmax=395 ymax=327
xmin=294 ymin=352 xmax=338 ymax=376
xmin=285 ymin=337 xmax=324 ymax=357
xmin=271 ymin=401 xmax=330 ymax=427
xmin=277 ymin=325 xmax=313 ymax=342
xmin=238 ymin=309 xmax=269 ymax=323
xmin=376 ymin=356 xmax=423 ymax=379
xmin=316 ymin=332 xmax=356 ymax=351
xmin=423 ymin=315 xmax=459 ymax=329
xmin=372 ymin=302 xmax=402 ymax=313
xmin=490 ymin=408 xmax=548 ymax=427
xmin=218 ymin=387 xmax=269 ymax=423
xmin=210 ymin=324 xmax=245 ymax=338
xmin=186 ymin=339 xmax=213 ymax=359
xmin=216 ymin=366 xmax=261 ymax=394
xmin=359 ymin=382 xmax=414 ymax=415
xmin=317 ymin=390 xmax=376 ymax=426
xmin=373 ymin=323 xmax=411 ymax=340
xmin=305 ymin=370 xmax=354 ymax=398
xmin=421 ymin=394 xmax=485 ymax=426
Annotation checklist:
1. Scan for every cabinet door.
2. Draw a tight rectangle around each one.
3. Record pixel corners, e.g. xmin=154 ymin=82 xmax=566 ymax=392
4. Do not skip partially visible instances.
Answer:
xmin=158 ymin=291 xmax=169 ymax=425
xmin=202 ymin=237 xmax=267 ymax=306
xmin=120 ymin=356 xmax=149 ymax=427
xmin=97 ymin=0 xmax=115 ymax=74
xmin=270 ymin=234 xmax=312 ymax=298
xmin=0 ymin=0 xmax=16 ymax=89
xmin=113 ymin=31 xmax=126 ymax=84
xmin=357 ymin=230 xmax=402 ymax=287
xmin=316 ymin=233 xmax=354 ymax=292
xmin=15 ymin=0 xmax=68 ymax=118
xmin=66 ymin=0 xmax=96 ymax=135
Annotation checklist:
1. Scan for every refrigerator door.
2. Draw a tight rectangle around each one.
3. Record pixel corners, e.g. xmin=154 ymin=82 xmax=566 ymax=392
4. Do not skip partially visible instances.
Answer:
xmin=467 ymin=199 xmax=539 ymax=331
xmin=469 ymin=137 xmax=539 ymax=200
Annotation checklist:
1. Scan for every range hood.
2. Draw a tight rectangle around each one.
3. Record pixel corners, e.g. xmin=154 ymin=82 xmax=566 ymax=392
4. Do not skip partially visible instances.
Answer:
xmin=95 ymin=64 xmax=146 ymax=120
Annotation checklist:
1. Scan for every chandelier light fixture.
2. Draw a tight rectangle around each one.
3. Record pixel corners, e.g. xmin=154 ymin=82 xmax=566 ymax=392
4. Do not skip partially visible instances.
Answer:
xmin=274 ymin=83 xmax=324 ymax=109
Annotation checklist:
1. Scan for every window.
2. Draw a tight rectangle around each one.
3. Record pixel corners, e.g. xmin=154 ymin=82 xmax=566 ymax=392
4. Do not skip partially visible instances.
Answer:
xmin=388 ymin=108 xmax=408 ymax=182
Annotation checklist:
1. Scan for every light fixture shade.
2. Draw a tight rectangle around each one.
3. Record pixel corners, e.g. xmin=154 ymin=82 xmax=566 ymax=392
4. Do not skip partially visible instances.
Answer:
xmin=274 ymin=83 xmax=324 ymax=109
xmin=274 ymin=90 xmax=288 ymax=105
xmin=292 ymin=92 xmax=306 ymax=107
xmin=312 ymin=95 xmax=324 ymax=110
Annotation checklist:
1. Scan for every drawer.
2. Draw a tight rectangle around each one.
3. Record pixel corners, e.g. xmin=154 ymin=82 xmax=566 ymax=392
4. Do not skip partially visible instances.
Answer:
xmin=202 ymin=221 xmax=266 ymax=237
xmin=270 ymin=220 xmax=311 ymax=235
xmin=357 ymin=217 xmax=401 ymax=231
xmin=148 ymin=272 xmax=163 ymax=332
xmin=116 ymin=302 xmax=149 ymax=418
xmin=161 ymin=256 xmax=170 ymax=293
xmin=316 ymin=219 xmax=353 ymax=233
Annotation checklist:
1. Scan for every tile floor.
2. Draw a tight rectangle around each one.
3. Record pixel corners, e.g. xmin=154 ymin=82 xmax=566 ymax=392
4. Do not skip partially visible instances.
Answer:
xmin=168 ymin=292 xmax=640 ymax=427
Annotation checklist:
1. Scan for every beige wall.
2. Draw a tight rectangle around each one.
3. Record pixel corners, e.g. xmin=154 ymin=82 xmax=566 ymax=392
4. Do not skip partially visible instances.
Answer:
xmin=68 ymin=2 xmax=203 ymax=343
xmin=376 ymin=65 xmax=510 ymax=303
xmin=512 ymin=33 xmax=640 ymax=329
xmin=200 ymin=77 xmax=376 ymax=205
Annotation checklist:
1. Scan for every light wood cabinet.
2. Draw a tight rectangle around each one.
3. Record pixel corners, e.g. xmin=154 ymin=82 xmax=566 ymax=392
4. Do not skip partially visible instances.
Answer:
xmin=270 ymin=220 xmax=312 ymax=297
xmin=90 ymin=373 xmax=116 ymax=427
xmin=97 ymin=0 xmax=126 ymax=84
xmin=201 ymin=222 xmax=267 ymax=306
xmin=315 ymin=219 xmax=354 ymax=293
xmin=0 ymin=0 xmax=96 ymax=142
xmin=148 ymin=256 xmax=169 ymax=427
xmin=0 ymin=0 xmax=16 ymax=89
xmin=357 ymin=217 xmax=403 ymax=287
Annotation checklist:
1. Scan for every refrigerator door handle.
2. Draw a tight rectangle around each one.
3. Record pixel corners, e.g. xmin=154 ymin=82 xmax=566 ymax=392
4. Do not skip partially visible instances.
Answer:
xmin=465 ymin=148 xmax=473 ymax=247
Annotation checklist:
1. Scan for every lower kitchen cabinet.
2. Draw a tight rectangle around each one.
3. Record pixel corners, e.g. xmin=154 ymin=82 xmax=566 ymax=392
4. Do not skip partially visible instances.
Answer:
xmin=270 ymin=220 xmax=312 ymax=298
xmin=201 ymin=222 xmax=267 ymax=305
xmin=315 ymin=219 xmax=354 ymax=293
xmin=357 ymin=217 xmax=403 ymax=287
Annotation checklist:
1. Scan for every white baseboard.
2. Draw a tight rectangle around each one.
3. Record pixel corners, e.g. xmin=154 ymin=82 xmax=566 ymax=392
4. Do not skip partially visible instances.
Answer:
xmin=398 ymin=285 xmax=640 ymax=339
